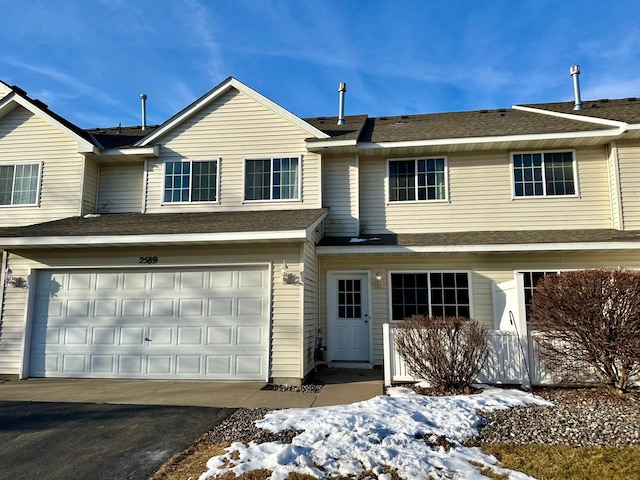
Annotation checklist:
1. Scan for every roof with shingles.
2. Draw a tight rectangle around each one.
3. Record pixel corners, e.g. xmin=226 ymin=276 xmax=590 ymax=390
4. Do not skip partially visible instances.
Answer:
xmin=0 ymin=209 xmax=328 ymax=239
xmin=304 ymin=115 xmax=369 ymax=141
xmin=355 ymin=108 xmax=612 ymax=143
xmin=317 ymin=229 xmax=640 ymax=248
xmin=521 ymin=98 xmax=640 ymax=124
xmin=86 ymin=126 xmax=160 ymax=149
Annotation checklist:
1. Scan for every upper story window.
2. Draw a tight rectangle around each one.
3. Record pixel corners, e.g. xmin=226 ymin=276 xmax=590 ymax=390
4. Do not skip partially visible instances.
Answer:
xmin=163 ymin=159 xmax=219 ymax=203
xmin=388 ymin=158 xmax=447 ymax=202
xmin=512 ymin=151 xmax=576 ymax=197
xmin=390 ymin=271 xmax=470 ymax=321
xmin=0 ymin=163 xmax=41 ymax=206
xmin=244 ymin=157 xmax=300 ymax=201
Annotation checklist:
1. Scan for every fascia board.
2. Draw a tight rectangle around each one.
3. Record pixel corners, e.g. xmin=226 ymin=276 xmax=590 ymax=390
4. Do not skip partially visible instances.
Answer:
xmin=356 ymin=129 xmax=622 ymax=150
xmin=305 ymin=209 xmax=329 ymax=240
xmin=137 ymin=78 xmax=329 ymax=146
xmin=512 ymin=105 xmax=628 ymax=131
xmin=6 ymin=94 xmax=97 ymax=153
xmin=100 ymin=145 xmax=160 ymax=157
xmin=317 ymin=241 xmax=640 ymax=255
xmin=305 ymin=139 xmax=358 ymax=150
xmin=0 ymin=229 xmax=308 ymax=248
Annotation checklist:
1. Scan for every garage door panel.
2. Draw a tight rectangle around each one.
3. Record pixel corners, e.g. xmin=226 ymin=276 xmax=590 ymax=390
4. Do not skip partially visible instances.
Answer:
xmin=91 ymin=355 xmax=115 ymax=373
xmin=30 ymin=266 xmax=269 ymax=380
xmin=92 ymin=327 xmax=116 ymax=346
xmin=207 ymin=326 xmax=233 ymax=346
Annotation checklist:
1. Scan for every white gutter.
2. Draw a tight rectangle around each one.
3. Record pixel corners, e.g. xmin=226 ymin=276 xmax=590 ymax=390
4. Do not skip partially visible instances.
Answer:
xmin=317 ymin=241 xmax=640 ymax=255
xmin=305 ymin=139 xmax=358 ymax=150
xmin=0 ymin=229 xmax=309 ymax=248
xmin=356 ymin=128 xmax=622 ymax=150
xmin=100 ymin=145 xmax=160 ymax=157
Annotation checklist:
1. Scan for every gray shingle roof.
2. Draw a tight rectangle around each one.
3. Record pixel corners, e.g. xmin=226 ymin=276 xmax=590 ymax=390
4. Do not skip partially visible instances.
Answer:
xmin=522 ymin=98 xmax=640 ymax=124
xmin=0 ymin=209 xmax=328 ymax=239
xmin=86 ymin=126 xmax=160 ymax=149
xmin=304 ymin=115 xmax=368 ymax=141
xmin=317 ymin=229 xmax=640 ymax=248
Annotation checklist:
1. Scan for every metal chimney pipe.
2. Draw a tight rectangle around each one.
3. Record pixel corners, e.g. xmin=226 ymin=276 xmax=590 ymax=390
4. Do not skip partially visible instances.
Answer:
xmin=140 ymin=93 xmax=148 ymax=130
xmin=337 ymin=82 xmax=346 ymax=125
xmin=570 ymin=65 xmax=583 ymax=111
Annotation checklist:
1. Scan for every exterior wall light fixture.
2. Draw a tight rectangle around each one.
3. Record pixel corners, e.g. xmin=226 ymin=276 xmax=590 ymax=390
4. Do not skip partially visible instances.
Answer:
xmin=281 ymin=260 xmax=289 ymax=284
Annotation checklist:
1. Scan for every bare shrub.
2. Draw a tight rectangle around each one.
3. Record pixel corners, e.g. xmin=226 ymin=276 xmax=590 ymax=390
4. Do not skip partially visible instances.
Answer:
xmin=394 ymin=315 xmax=490 ymax=392
xmin=530 ymin=268 xmax=640 ymax=393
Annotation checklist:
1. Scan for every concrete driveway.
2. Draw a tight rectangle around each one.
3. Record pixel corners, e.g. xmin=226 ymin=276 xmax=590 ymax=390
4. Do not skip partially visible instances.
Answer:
xmin=0 ymin=400 xmax=232 ymax=480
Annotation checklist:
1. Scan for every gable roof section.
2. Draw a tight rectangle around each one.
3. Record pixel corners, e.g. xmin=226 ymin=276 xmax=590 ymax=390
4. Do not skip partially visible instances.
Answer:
xmin=0 ymin=81 xmax=98 ymax=153
xmin=136 ymin=77 xmax=330 ymax=146
xmin=0 ymin=209 xmax=329 ymax=248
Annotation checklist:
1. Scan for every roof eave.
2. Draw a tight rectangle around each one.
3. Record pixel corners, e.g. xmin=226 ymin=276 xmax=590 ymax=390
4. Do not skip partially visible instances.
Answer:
xmin=317 ymin=241 xmax=640 ymax=255
xmin=0 ymin=229 xmax=310 ymax=249
xmin=357 ymin=129 xmax=623 ymax=150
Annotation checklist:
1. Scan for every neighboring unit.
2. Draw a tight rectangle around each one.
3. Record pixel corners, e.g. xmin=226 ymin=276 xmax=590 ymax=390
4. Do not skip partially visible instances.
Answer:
xmin=2 ymin=75 xmax=640 ymax=385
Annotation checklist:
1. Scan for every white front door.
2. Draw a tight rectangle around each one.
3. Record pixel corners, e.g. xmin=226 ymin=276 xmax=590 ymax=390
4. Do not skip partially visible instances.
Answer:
xmin=329 ymin=273 xmax=370 ymax=362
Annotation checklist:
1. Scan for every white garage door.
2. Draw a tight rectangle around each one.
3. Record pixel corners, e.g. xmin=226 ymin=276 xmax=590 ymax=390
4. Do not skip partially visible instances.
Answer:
xmin=29 ymin=267 xmax=270 ymax=380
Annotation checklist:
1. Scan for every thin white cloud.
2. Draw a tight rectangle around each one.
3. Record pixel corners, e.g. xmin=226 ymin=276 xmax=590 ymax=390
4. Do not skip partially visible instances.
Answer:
xmin=181 ymin=0 xmax=226 ymax=82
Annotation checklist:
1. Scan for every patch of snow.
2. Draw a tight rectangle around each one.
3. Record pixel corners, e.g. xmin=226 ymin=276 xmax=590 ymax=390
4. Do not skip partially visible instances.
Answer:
xmin=199 ymin=387 xmax=551 ymax=480
xmin=82 ymin=213 xmax=101 ymax=218
xmin=348 ymin=237 xmax=381 ymax=243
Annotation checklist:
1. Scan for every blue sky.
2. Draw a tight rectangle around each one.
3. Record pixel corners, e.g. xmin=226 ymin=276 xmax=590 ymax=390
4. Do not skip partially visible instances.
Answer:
xmin=1 ymin=0 xmax=639 ymax=128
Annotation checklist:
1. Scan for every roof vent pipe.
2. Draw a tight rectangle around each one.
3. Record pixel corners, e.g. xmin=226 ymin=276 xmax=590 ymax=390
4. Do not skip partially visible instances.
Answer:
xmin=570 ymin=65 xmax=583 ymax=111
xmin=337 ymin=82 xmax=346 ymax=125
xmin=140 ymin=93 xmax=148 ymax=130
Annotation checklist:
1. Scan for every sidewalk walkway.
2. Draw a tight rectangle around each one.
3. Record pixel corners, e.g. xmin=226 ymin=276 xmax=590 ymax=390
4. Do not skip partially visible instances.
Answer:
xmin=0 ymin=368 xmax=384 ymax=409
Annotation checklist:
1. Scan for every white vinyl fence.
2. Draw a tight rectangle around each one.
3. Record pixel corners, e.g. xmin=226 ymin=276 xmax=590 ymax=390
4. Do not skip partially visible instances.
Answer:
xmin=382 ymin=323 xmax=578 ymax=387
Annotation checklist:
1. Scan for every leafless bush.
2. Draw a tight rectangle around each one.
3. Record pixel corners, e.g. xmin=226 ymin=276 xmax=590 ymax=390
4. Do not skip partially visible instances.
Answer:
xmin=394 ymin=315 xmax=490 ymax=392
xmin=530 ymin=268 xmax=640 ymax=394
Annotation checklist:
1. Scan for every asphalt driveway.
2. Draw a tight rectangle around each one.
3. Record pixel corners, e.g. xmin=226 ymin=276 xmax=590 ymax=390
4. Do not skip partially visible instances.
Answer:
xmin=0 ymin=401 xmax=233 ymax=480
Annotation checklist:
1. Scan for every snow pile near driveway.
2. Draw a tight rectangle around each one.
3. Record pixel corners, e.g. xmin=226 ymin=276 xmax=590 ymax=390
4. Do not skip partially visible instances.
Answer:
xmin=199 ymin=387 xmax=551 ymax=480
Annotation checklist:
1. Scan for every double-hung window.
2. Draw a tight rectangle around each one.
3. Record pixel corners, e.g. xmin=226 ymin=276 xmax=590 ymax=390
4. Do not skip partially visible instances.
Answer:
xmin=244 ymin=157 xmax=300 ymax=201
xmin=390 ymin=271 xmax=470 ymax=321
xmin=521 ymin=270 xmax=560 ymax=318
xmin=512 ymin=151 xmax=576 ymax=197
xmin=0 ymin=163 xmax=41 ymax=206
xmin=388 ymin=158 xmax=446 ymax=202
xmin=163 ymin=159 xmax=219 ymax=203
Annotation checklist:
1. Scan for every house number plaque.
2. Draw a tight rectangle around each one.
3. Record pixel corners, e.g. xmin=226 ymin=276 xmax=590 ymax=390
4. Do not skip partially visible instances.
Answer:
xmin=139 ymin=256 xmax=158 ymax=264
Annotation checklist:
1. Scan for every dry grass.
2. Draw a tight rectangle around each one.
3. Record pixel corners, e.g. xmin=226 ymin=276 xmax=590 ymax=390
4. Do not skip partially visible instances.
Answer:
xmin=482 ymin=443 xmax=640 ymax=480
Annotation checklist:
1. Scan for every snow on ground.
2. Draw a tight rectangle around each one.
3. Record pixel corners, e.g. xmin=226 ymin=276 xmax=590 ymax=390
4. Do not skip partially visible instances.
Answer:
xmin=199 ymin=387 xmax=552 ymax=480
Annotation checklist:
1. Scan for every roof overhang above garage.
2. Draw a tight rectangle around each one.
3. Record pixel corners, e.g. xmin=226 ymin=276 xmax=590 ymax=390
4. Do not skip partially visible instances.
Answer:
xmin=0 ymin=209 xmax=328 ymax=249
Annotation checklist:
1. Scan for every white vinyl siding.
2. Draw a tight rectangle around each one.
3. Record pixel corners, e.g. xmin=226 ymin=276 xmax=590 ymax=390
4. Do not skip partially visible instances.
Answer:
xmin=144 ymin=89 xmax=320 ymax=213
xmin=360 ymin=148 xmax=610 ymax=234
xmin=318 ymin=250 xmax=640 ymax=366
xmin=0 ymin=107 xmax=85 ymax=227
xmin=97 ymin=164 xmax=144 ymax=213
xmin=81 ymin=158 xmax=99 ymax=215
xmin=607 ymin=143 xmax=622 ymax=230
xmin=616 ymin=142 xmax=640 ymax=229
xmin=301 ymin=225 xmax=323 ymax=377
xmin=322 ymin=155 xmax=359 ymax=236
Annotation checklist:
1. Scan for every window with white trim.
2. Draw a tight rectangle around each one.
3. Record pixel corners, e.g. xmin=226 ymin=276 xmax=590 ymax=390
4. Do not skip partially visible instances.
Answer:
xmin=0 ymin=163 xmax=41 ymax=206
xmin=388 ymin=158 xmax=447 ymax=202
xmin=512 ymin=151 xmax=576 ymax=197
xmin=390 ymin=271 xmax=470 ymax=320
xmin=163 ymin=159 xmax=218 ymax=203
xmin=244 ymin=157 xmax=300 ymax=201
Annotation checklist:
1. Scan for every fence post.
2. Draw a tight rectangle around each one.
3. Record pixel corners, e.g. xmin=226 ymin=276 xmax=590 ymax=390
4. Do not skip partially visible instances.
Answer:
xmin=382 ymin=323 xmax=392 ymax=386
